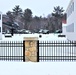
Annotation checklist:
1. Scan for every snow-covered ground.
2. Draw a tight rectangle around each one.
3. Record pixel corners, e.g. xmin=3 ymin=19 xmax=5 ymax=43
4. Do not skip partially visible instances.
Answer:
xmin=0 ymin=62 xmax=76 ymax=75
xmin=1 ymin=33 xmax=67 ymax=41
xmin=0 ymin=33 xmax=71 ymax=61
xmin=0 ymin=34 xmax=76 ymax=75
xmin=1 ymin=33 xmax=75 ymax=58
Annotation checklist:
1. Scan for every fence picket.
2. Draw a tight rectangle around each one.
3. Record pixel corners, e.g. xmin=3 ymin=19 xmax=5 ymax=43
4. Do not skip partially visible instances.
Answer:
xmin=0 ymin=41 xmax=23 ymax=61
xmin=39 ymin=40 xmax=76 ymax=62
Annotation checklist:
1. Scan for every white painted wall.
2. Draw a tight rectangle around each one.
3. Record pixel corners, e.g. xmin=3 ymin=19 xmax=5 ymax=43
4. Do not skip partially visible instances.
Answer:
xmin=62 ymin=24 xmax=67 ymax=35
xmin=65 ymin=0 xmax=76 ymax=41
xmin=0 ymin=12 xmax=2 ymax=40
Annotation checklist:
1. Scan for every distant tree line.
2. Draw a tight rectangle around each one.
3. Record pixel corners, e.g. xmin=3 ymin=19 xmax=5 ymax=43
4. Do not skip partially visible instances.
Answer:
xmin=3 ymin=5 xmax=66 ymax=33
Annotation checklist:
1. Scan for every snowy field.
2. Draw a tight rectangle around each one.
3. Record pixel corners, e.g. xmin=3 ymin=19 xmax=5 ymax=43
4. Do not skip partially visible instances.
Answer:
xmin=1 ymin=33 xmax=67 ymax=41
xmin=0 ymin=34 xmax=75 ymax=59
xmin=0 ymin=34 xmax=76 ymax=75
xmin=0 ymin=62 xmax=76 ymax=75
xmin=0 ymin=33 xmax=75 ymax=61
xmin=0 ymin=33 xmax=69 ymax=60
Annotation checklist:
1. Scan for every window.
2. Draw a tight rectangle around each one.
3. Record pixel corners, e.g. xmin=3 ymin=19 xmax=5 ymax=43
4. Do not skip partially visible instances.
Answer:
xmin=66 ymin=23 xmax=74 ymax=32
xmin=67 ymin=2 xmax=74 ymax=18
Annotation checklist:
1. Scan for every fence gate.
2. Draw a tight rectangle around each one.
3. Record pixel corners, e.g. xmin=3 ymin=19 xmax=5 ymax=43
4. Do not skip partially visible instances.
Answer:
xmin=0 ymin=41 xmax=23 ymax=61
xmin=39 ymin=41 xmax=76 ymax=62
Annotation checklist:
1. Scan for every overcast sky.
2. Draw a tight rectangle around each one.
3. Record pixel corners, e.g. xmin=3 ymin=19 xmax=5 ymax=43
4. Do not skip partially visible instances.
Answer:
xmin=0 ymin=0 xmax=70 ymax=17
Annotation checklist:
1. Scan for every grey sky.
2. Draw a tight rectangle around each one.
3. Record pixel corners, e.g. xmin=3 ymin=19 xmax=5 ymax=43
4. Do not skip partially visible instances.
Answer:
xmin=0 ymin=0 xmax=70 ymax=17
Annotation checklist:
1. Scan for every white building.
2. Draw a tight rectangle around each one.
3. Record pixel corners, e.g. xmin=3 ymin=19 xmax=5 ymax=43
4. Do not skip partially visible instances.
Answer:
xmin=63 ymin=0 xmax=76 ymax=41
xmin=0 ymin=12 xmax=2 ymax=40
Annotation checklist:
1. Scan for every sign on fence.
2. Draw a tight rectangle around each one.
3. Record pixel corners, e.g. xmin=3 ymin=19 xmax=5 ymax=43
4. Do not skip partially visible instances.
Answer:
xmin=24 ymin=37 xmax=38 ymax=62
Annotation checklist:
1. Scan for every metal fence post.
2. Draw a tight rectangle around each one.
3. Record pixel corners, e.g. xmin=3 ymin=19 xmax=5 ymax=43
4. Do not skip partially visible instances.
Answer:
xmin=37 ymin=40 xmax=39 ymax=62
xmin=23 ymin=40 xmax=25 ymax=62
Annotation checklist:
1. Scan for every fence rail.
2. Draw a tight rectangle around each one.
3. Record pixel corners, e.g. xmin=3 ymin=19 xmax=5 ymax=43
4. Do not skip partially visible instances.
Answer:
xmin=39 ymin=41 xmax=76 ymax=61
xmin=0 ymin=41 xmax=23 ymax=61
xmin=0 ymin=40 xmax=76 ymax=62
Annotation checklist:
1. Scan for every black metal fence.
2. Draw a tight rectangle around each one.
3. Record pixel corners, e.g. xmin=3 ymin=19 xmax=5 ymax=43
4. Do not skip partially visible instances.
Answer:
xmin=0 ymin=41 xmax=23 ymax=61
xmin=0 ymin=40 xmax=76 ymax=62
xmin=39 ymin=41 xmax=76 ymax=61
